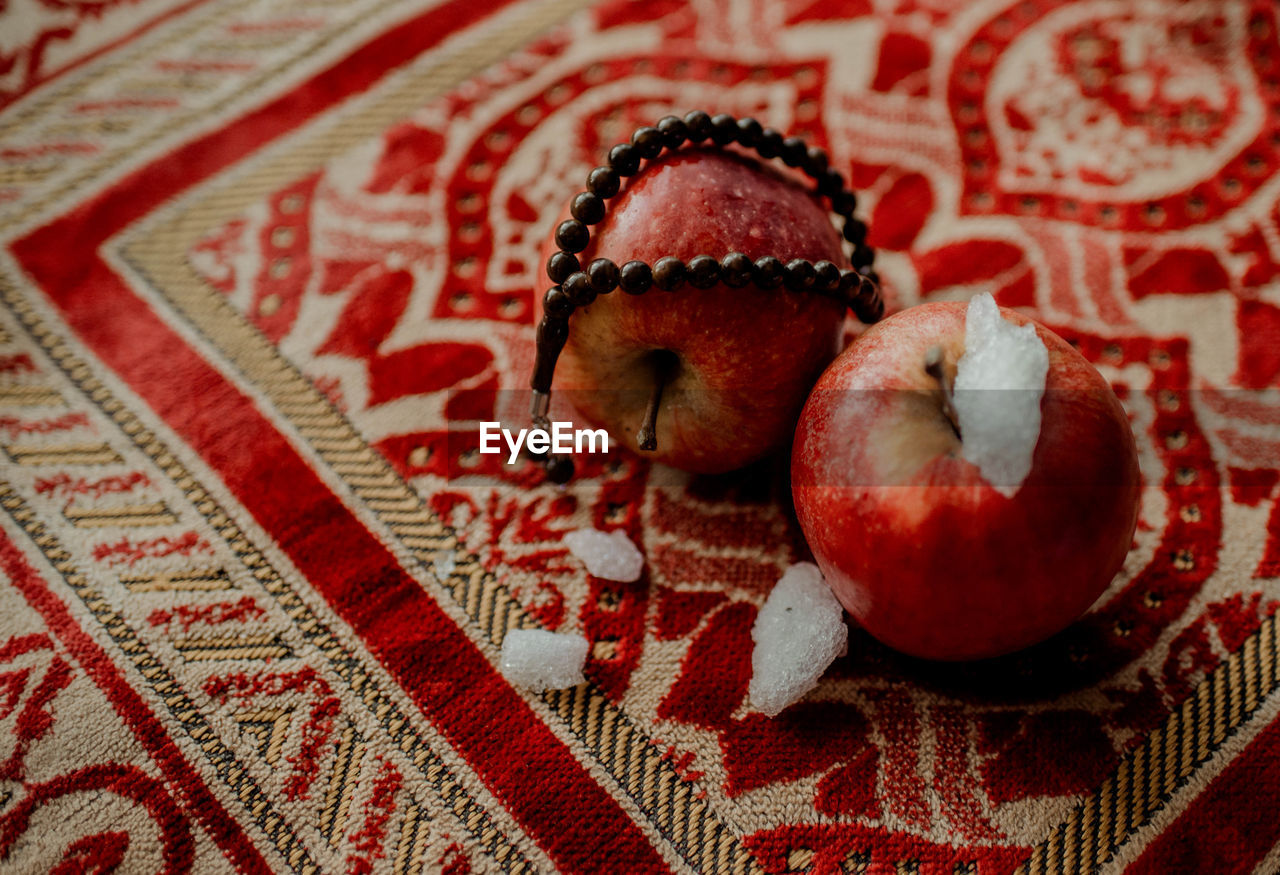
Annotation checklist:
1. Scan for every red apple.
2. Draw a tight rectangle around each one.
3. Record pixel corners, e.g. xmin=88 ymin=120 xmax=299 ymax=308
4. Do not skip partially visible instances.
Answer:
xmin=540 ymin=147 xmax=848 ymax=474
xmin=791 ymin=301 xmax=1141 ymax=661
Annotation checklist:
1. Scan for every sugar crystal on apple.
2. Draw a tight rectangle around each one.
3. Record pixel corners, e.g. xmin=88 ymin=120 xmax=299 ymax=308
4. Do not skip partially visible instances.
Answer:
xmin=564 ymin=528 xmax=644 ymax=582
xmin=952 ymin=293 xmax=1049 ymax=496
xmin=749 ymin=562 xmax=848 ymax=717
xmin=500 ymin=628 xmax=589 ymax=692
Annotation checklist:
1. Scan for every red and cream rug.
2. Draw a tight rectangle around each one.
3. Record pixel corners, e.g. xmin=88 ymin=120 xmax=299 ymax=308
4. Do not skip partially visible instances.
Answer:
xmin=1 ymin=0 xmax=1279 ymax=871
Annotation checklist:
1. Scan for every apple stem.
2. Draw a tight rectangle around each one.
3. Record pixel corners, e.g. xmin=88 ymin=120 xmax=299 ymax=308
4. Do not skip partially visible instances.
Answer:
xmin=636 ymin=353 xmax=674 ymax=452
xmin=925 ymin=345 xmax=961 ymax=439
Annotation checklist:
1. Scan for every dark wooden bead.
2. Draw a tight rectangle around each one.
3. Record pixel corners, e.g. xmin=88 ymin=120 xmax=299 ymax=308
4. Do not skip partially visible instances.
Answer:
xmin=817 ymin=167 xmax=844 ymax=197
xmin=608 ymin=142 xmax=640 ymax=176
xmin=829 ymin=189 xmax=857 ymax=216
xmin=735 ymin=117 xmax=762 ymax=147
xmin=812 ymin=260 xmax=840 ymax=291
xmin=687 ymin=254 xmax=720 ymax=288
xmin=563 ymin=271 xmax=596 ymax=306
xmin=555 ymin=219 xmax=589 ymax=253
xmin=784 ymin=258 xmax=816 ymax=291
xmin=720 ymin=252 xmax=752 ymax=287
xmin=542 ymin=285 xmax=574 ymax=317
xmin=546 ymin=251 xmax=580 ymax=284
xmin=632 ymin=125 xmax=664 ymax=159
xmin=838 ymin=269 xmax=862 ymax=306
xmin=619 ymin=260 xmax=652 ymax=294
xmin=863 ymin=268 xmax=881 ymax=286
xmin=588 ymin=166 xmax=620 ymax=198
xmin=545 ymin=455 xmax=575 ymax=483
xmin=842 ymin=218 xmax=868 ymax=244
xmin=587 ymin=258 xmax=619 ymax=293
xmin=571 ymin=191 xmax=605 ymax=225
xmin=656 ymin=115 xmax=688 ymax=149
xmin=853 ymin=278 xmax=884 ymax=323
xmin=653 ymin=256 xmax=686 ymax=290
xmin=805 ymin=146 xmax=829 ymax=177
xmin=684 ymin=110 xmax=713 ymax=142
xmin=757 ymin=128 xmax=783 ymax=159
xmin=781 ymin=136 xmax=807 ymax=167
xmin=709 ymin=113 xmax=737 ymax=145
xmin=851 ymin=243 xmax=876 ymax=269
xmin=753 ymin=256 xmax=784 ymax=289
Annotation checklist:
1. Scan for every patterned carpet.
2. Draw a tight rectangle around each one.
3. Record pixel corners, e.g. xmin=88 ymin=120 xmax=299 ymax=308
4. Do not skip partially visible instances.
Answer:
xmin=1 ymin=0 xmax=1279 ymax=872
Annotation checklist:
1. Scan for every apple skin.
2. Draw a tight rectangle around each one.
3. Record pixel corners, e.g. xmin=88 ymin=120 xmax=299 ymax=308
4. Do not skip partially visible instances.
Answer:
xmin=540 ymin=148 xmax=848 ymax=474
xmin=791 ymin=302 xmax=1141 ymax=661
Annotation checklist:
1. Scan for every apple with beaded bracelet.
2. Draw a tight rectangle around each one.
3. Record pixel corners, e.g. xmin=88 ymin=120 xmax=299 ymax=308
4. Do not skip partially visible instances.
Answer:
xmin=531 ymin=110 xmax=882 ymax=482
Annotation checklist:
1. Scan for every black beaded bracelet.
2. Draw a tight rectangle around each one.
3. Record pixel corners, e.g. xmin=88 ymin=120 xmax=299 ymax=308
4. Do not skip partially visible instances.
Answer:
xmin=530 ymin=110 xmax=884 ymax=483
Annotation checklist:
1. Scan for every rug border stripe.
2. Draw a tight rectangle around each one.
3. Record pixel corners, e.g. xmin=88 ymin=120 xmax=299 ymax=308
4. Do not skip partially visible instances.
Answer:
xmin=0 ymin=524 xmax=274 ymax=872
xmin=7 ymin=0 xmax=677 ymax=870
xmin=1122 ymin=695 xmax=1280 ymax=874
xmin=1016 ymin=615 xmax=1280 ymax=873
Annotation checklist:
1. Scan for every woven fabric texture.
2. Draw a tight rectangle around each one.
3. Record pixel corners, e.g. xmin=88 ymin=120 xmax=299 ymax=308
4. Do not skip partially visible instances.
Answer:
xmin=1 ymin=0 xmax=1279 ymax=872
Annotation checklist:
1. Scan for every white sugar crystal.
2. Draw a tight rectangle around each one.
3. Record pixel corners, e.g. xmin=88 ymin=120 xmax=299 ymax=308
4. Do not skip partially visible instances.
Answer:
xmin=953 ymin=293 xmax=1050 ymax=497
xmin=500 ymin=629 xmax=589 ymax=692
xmin=433 ymin=549 xmax=456 ymax=581
xmin=563 ymin=528 xmax=644 ymax=582
xmin=749 ymin=562 xmax=848 ymax=717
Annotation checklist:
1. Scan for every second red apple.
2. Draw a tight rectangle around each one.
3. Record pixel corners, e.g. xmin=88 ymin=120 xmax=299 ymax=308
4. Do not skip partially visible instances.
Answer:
xmin=791 ymin=300 xmax=1141 ymax=661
